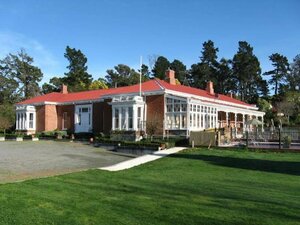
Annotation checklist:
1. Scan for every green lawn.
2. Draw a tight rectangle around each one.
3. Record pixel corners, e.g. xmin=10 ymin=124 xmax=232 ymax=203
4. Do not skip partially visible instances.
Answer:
xmin=0 ymin=148 xmax=299 ymax=225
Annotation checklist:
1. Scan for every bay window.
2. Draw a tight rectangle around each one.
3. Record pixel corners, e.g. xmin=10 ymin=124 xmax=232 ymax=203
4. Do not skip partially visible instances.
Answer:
xmin=111 ymin=96 xmax=145 ymax=131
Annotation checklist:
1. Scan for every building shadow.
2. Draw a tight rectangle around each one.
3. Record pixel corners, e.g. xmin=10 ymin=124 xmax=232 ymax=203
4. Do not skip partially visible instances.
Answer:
xmin=168 ymin=153 xmax=300 ymax=176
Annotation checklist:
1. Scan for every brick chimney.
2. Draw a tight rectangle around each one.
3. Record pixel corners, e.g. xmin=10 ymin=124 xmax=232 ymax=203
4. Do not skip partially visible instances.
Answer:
xmin=61 ymin=84 xmax=68 ymax=94
xmin=206 ymin=81 xmax=214 ymax=95
xmin=165 ymin=69 xmax=176 ymax=85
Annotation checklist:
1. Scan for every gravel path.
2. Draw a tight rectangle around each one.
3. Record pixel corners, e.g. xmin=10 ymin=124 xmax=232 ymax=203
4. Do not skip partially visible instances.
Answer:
xmin=0 ymin=140 xmax=133 ymax=183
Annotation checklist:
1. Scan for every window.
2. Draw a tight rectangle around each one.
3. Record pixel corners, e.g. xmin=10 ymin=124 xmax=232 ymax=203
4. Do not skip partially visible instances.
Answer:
xmin=137 ymin=107 xmax=142 ymax=129
xmin=29 ymin=113 xmax=34 ymax=129
xmin=121 ymin=107 xmax=126 ymax=129
xmin=82 ymin=107 xmax=88 ymax=113
xmin=62 ymin=112 xmax=68 ymax=130
xmin=166 ymin=97 xmax=187 ymax=130
xmin=128 ymin=107 xmax=133 ymax=129
xmin=114 ymin=108 xmax=119 ymax=129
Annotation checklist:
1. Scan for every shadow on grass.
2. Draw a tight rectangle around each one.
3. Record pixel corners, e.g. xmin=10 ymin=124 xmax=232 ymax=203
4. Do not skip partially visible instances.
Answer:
xmin=169 ymin=153 xmax=300 ymax=176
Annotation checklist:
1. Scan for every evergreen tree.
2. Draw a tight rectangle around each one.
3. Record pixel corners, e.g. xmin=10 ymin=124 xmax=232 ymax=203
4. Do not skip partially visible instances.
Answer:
xmin=216 ymin=58 xmax=236 ymax=94
xmin=0 ymin=49 xmax=43 ymax=100
xmin=232 ymin=41 xmax=266 ymax=103
xmin=62 ymin=46 xmax=92 ymax=92
xmin=287 ymin=54 xmax=300 ymax=91
xmin=263 ymin=53 xmax=290 ymax=95
xmin=190 ymin=40 xmax=219 ymax=90
xmin=170 ymin=59 xmax=187 ymax=84
xmin=105 ymin=64 xmax=148 ymax=87
xmin=152 ymin=56 xmax=170 ymax=79
xmin=42 ymin=77 xmax=63 ymax=94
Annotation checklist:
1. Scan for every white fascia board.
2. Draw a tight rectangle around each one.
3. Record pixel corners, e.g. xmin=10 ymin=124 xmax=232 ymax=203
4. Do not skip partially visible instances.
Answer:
xmin=164 ymin=89 xmax=258 ymax=110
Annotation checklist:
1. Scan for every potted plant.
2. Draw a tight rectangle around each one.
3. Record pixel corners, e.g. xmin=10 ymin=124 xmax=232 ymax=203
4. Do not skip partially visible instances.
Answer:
xmin=283 ymin=135 xmax=292 ymax=148
xmin=16 ymin=133 xmax=24 ymax=142
xmin=0 ymin=133 xmax=5 ymax=141
xmin=31 ymin=134 xmax=39 ymax=141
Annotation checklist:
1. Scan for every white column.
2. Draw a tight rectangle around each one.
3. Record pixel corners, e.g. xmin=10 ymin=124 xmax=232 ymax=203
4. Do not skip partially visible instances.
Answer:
xmin=234 ymin=113 xmax=237 ymax=128
xmin=249 ymin=115 xmax=253 ymax=131
xmin=234 ymin=113 xmax=237 ymax=136
xmin=261 ymin=116 xmax=264 ymax=131
xmin=242 ymin=114 xmax=245 ymax=132
xmin=226 ymin=112 xmax=229 ymax=127
xmin=26 ymin=112 xmax=29 ymax=130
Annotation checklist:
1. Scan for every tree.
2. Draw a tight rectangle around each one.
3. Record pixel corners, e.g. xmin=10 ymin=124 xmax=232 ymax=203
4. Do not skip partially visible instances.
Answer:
xmin=88 ymin=78 xmax=108 ymax=90
xmin=0 ymin=104 xmax=15 ymax=133
xmin=62 ymin=46 xmax=92 ymax=92
xmin=257 ymin=98 xmax=273 ymax=125
xmin=105 ymin=64 xmax=148 ymax=87
xmin=170 ymin=59 xmax=187 ymax=84
xmin=152 ymin=56 xmax=170 ymax=80
xmin=263 ymin=53 xmax=290 ymax=95
xmin=216 ymin=58 xmax=236 ymax=94
xmin=232 ymin=41 xmax=266 ymax=103
xmin=42 ymin=76 xmax=63 ymax=94
xmin=0 ymin=60 xmax=19 ymax=104
xmin=0 ymin=49 xmax=43 ymax=100
xmin=190 ymin=40 xmax=219 ymax=90
xmin=287 ymin=54 xmax=300 ymax=91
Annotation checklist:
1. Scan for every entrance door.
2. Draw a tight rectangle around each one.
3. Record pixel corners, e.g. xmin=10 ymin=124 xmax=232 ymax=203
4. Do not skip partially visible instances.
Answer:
xmin=75 ymin=105 xmax=92 ymax=133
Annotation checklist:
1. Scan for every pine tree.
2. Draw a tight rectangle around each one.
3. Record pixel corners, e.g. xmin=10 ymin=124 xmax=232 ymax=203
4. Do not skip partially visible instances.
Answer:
xmin=63 ymin=46 xmax=92 ymax=92
xmin=264 ymin=53 xmax=290 ymax=95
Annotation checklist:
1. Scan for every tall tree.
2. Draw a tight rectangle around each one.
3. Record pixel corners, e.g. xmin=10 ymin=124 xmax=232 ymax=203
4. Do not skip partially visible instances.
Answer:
xmin=0 ymin=60 xmax=19 ymax=104
xmin=170 ymin=59 xmax=187 ymax=84
xmin=88 ymin=78 xmax=108 ymax=90
xmin=63 ymin=46 xmax=92 ymax=92
xmin=232 ymin=41 xmax=265 ymax=103
xmin=152 ymin=56 xmax=170 ymax=79
xmin=216 ymin=58 xmax=236 ymax=94
xmin=264 ymin=53 xmax=290 ymax=95
xmin=0 ymin=49 xmax=43 ymax=100
xmin=105 ymin=64 xmax=148 ymax=87
xmin=42 ymin=76 xmax=63 ymax=94
xmin=190 ymin=40 xmax=219 ymax=90
xmin=287 ymin=54 xmax=300 ymax=91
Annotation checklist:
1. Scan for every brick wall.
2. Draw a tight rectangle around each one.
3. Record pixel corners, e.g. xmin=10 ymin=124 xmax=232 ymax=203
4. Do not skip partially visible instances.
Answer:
xmin=35 ymin=105 xmax=45 ymax=132
xmin=44 ymin=104 xmax=58 ymax=131
xmin=56 ymin=105 xmax=75 ymax=132
xmin=146 ymin=95 xmax=165 ymax=135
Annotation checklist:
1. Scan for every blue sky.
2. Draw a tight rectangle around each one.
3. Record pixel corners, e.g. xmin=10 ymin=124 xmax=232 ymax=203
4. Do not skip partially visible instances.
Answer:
xmin=0 ymin=0 xmax=299 ymax=84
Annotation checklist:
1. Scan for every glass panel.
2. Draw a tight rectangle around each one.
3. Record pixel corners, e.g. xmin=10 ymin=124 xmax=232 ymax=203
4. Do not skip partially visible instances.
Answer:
xmin=181 ymin=103 xmax=187 ymax=112
xmin=29 ymin=113 xmax=34 ymax=129
xmin=174 ymin=101 xmax=180 ymax=112
xmin=181 ymin=114 xmax=186 ymax=128
xmin=114 ymin=108 xmax=119 ymax=129
xmin=121 ymin=108 xmax=126 ymax=129
xmin=82 ymin=107 xmax=88 ymax=113
xmin=128 ymin=107 xmax=133 ymax=129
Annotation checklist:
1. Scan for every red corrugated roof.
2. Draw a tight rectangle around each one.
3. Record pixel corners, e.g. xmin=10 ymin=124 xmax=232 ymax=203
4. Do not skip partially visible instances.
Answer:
xmin=17 ymin=78 xmax=252 ymax=107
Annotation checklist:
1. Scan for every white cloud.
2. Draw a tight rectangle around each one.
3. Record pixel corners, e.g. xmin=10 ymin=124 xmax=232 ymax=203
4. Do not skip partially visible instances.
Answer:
xmin=0 ymin=31 xmax=60 ymax=82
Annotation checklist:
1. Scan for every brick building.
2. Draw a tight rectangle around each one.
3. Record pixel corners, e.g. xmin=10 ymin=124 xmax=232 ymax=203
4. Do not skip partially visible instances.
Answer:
xmin=16 ymin=70 xmax=265 ymax=137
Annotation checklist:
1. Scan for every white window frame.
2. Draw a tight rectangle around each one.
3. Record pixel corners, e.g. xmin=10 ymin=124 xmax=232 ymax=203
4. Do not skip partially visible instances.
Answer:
xmin=16 ymin=105 xmax=36 ymax=131
xmin=111 ymin=96 xmax=145 ymax=131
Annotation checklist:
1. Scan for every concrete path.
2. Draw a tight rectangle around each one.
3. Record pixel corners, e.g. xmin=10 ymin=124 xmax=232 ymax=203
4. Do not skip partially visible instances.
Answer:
xmin=99 ymin=147 xmax=186 ymax=171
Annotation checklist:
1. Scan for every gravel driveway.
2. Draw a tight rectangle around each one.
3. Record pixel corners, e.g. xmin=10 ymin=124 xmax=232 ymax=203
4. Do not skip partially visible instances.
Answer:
xmin=0 ymin=141 xmax=133 ymax=183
